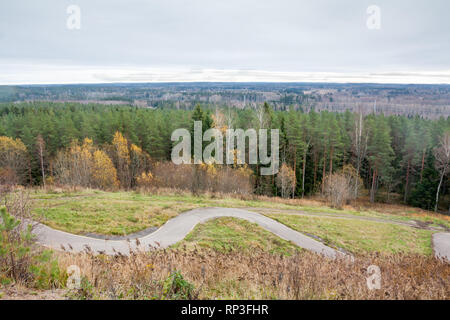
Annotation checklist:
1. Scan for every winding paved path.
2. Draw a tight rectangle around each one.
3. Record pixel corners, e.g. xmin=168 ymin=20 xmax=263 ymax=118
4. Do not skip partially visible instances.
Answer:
xmin=34 ymin=207 xmax=346 ymax=259
xmin=32 ymin=206 xmax=450 ymax=262
xmin=248 ymin=208 xmax=450 ymax=262
xmin=433 ymin=233 xmax=450 ymax=262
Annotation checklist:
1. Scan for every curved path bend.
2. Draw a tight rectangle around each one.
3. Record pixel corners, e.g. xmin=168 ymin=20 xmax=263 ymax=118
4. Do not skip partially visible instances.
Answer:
xmin=433 ymin=233 xmax=450 ymax=262
xmin=34 ymin=207 xmax=346 ymax=259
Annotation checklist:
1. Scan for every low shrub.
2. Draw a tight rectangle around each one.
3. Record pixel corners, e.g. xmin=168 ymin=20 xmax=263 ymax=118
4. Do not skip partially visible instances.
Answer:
xmin=162 ymin=270 xmax=196 ymax=300
xmin=0 ymin=191 xmax=65 ymax=289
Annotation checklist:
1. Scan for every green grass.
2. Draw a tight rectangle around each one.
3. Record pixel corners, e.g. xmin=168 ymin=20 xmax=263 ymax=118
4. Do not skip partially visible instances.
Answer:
xmin=32 ymin=190 xmax=200 ymax=235
xmin=258 ymin=205 xmax=450 ymax=229
xmin=30 ymin=188 xmax=449 ymax=234
xmin=31 ymin=189 xmax=345 ymax=235
xmin=265 ymin=214 xmax=433 ymax=255
xmin=174 ymin=217 xmax=301 ymax=255
xmin=28 ymin=189 xmax=443 ymax=256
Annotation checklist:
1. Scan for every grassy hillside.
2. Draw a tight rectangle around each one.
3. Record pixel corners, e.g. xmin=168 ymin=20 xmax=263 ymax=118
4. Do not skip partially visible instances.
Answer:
xmin=265 ymin=214 xmax=432 ymax=255
xmin=25 ymin=188 xmax=450 ymax=256
xmin=1 ymin=187 xmax=449 ymax=300
xmin=175 ymin=217 xmax=301 ymax=255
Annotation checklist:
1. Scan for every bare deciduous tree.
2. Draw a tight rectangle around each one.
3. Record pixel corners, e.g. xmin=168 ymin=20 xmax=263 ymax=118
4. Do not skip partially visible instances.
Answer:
xmin=351 ymin=107 xmax=369 ymax=198
xmin=36 ymin=134 xmax=46 ymax=187
xmin=276 ymin=163 xmax=296 ymax=199
xmin=434 ymin=132 xmax=450 ymax=212
xmin=323 ymin=173 xmax=351 ymax=209
xmin=323 ymin=166 xmax=362 ymax=209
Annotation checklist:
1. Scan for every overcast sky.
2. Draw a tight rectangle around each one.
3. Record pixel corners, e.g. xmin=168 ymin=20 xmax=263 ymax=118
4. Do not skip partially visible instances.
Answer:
xmin=1 ymin=0 xmax=449 ymax=84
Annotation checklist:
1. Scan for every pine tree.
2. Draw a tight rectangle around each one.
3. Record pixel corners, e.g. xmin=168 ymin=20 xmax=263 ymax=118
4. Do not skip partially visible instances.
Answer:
xmin=408 ymin=151 xmax=439 ymax=210
xmin=367 ymin=115 xmax=394 ymax=202
xmin=285 ymin=110 xmax=302 ymax=196
xmin=401 ymin=121 xmax=419 ymax=202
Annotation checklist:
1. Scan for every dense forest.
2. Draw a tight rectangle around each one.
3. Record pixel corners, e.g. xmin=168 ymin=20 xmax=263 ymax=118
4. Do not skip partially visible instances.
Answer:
xmin=1 ymin=83 xmax=449 ymax=119
xmin=0 ymin=102 xmax=448 ymax=212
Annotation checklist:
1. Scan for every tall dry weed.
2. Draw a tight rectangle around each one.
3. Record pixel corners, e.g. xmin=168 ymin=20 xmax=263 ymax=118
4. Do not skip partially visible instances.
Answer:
xmin=56 ymin=246 xmax=449 ymax=300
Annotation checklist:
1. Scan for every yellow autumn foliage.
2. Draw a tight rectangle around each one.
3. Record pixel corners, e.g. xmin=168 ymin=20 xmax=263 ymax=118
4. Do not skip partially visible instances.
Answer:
xmin=0 ymin=136 xmax=28 ymax=184
xmin=211 ymin=110 xmax=228 ymax=133
xmin=54 ymin=138 xmax=119 ymax=189
xmin=112 ymin=132 xmax=130 ymax=165
xmin=136 ymin=171 xmax=153 ymax=189
xmin=92 ymin=150 xmax=119 ymax=189
xmin=53 ymin=132 xmax=151 ymax=190
xmin=0 ymin=136 xmax=27 ymax=153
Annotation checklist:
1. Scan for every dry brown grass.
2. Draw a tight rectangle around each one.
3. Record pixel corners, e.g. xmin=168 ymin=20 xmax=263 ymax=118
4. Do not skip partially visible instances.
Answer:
xmin=56 ymin=247 xmax=450 ymax=300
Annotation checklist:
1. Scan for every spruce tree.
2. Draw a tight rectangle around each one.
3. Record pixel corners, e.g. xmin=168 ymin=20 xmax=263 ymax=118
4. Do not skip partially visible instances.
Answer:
xmin=408 ymin=151 xmax=439 ymax=210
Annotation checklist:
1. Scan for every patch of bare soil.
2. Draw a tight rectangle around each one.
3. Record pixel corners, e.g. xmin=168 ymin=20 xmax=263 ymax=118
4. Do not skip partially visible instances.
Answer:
xmin=0 ymin=285 xmax=68 ymax=300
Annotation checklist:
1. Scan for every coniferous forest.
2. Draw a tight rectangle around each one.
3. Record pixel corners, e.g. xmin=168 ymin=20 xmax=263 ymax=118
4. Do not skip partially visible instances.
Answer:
xmin=0 ymin=101 xmax=448 ymax=212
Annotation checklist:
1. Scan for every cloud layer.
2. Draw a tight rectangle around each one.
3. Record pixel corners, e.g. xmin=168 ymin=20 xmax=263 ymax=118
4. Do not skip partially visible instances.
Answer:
xmin=1 ymin=0 xmax=449 ymax=84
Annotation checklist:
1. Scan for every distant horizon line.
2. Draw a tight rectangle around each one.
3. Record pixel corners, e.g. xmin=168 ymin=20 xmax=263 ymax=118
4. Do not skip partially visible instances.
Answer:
xmin=2 ymin=81 xmax=450 ymax=87
xmin=1 ymin=64 xmax=449 ymax=86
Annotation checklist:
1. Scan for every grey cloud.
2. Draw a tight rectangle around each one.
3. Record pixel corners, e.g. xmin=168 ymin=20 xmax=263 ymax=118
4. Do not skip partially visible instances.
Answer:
xmin=0 ymin=0 xmax=449 ymax=84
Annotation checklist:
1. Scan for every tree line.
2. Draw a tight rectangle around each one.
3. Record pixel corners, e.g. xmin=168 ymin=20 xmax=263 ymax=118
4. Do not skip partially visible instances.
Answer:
xmin=0 ymin=102 xmax=448 ymax=211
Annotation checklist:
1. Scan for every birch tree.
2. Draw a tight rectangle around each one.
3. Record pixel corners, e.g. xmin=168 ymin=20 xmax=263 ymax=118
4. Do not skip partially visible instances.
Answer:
xmin=434 ymin=132 xmax=450 ymax=212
